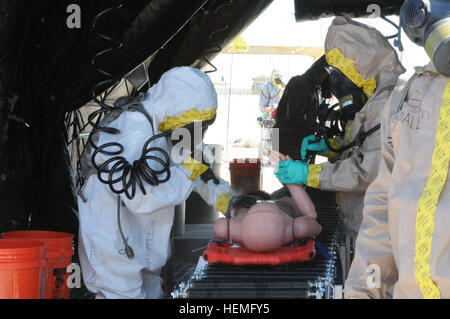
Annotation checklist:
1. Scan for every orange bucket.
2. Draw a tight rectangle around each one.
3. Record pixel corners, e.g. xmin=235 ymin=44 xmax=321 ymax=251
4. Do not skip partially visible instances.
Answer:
xmin=229 ymin=158 xmax=262 ymax=194
xmin=0 ymin=239 xmax=46 ymax=299
xmin=2 ymin=231 xmax=74 ymax=299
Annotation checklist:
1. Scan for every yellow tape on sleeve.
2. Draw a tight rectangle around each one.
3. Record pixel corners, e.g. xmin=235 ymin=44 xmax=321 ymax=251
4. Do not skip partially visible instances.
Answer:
xmin=414 ymin=80 xmax=450 ymax=299
xmin=182 ymin=157 xmax=210 ymax=181
xmin=216 ymin=194 xmax=232 ymax=214
xmin=307 ymin=164 xmax=322 ymax=189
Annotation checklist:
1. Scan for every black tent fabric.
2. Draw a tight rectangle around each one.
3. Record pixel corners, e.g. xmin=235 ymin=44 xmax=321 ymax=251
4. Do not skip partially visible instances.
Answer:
xmin=146 ymin=0 xmax=273 ymax=85
xmin=0 ymin=0 xmax=274 ymax=236
xmin=0 ymin=0 xmax=158 ymax=235
xmin=0 ymin=0 xmax=403 ymax=237
xmin=294 ymin=0 xmax=403 ymax=21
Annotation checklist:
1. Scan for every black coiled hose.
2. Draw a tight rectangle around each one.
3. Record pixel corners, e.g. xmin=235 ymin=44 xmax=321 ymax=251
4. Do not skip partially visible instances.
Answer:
xmin=89 ymin=121 xmax=172 ymax=201
xmin=89 ymin=4 xmax=172 ymax=202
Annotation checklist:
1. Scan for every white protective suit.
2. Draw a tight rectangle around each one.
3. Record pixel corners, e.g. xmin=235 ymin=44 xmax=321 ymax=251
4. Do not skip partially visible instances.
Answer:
xmin=345 ymin=63 xmax=450 ymax=299
xmin=259 ymin=70 xmax=283 ymax=113
xmin=78 ymin=67 xmax=232 ymax=299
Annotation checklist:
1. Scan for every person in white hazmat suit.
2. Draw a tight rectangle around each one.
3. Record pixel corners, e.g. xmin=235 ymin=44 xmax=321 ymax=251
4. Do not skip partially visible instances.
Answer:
xmin=77 ymin=67 xmax=233 ymax=299
xmin=345 ymin=0 xmax=450 ymax=299
xmin=259 ymin=70 xmax=284 ymax=115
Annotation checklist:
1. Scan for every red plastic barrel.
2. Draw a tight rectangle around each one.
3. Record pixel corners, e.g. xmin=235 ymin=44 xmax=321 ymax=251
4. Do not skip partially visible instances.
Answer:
xmin=229 ymin=158 xmax=262 ymax=194
xmin=0 ymin=239 xmax=46 ymax=299
xmin=2 ymin=231 xmax=74 ymax=299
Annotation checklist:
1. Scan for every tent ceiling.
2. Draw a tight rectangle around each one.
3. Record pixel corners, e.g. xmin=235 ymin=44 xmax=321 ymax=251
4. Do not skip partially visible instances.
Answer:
xmin=294 ymin=0 xmax=403 ymax=21
xmin=0 ymin=0 xmax=406 ymax=235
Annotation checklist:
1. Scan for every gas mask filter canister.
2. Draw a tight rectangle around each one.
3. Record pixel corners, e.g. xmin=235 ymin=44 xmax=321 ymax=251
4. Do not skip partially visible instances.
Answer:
xmin=401 ymin=0 xmax=450 ymax=77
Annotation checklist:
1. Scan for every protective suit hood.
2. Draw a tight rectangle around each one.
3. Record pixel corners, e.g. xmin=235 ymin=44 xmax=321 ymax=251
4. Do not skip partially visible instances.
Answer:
xmin=271 ymin=69 xmax=283 ymax=88
xmin=143 ymin=66 xmax=218 ymax=133
xmin=315 ymin=17 xmax=406 ymax=238
xmin=325 ymin=16 xmax=406 ymax=97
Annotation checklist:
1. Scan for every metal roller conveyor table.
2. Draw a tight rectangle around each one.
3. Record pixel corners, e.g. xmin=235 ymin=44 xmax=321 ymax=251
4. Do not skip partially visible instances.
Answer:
xmin=172 ymin=204 xmax=347 ymax=299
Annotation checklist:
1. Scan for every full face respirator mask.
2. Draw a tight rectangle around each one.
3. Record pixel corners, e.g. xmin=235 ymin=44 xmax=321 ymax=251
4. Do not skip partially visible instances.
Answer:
xmin=326 ymin=65 xmax=368 ymax=122
xmin=272 ymin=72 xmax=284 ymax=87
xmin=401 ymin=0 xmax=450 ymax=77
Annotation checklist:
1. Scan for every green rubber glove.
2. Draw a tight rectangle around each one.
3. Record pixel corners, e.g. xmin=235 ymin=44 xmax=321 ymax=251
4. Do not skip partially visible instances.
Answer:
xmin=275 ymin=160 xmax=309 ymax=186
xmin=301 ymin=136 xmax=330 ymax=160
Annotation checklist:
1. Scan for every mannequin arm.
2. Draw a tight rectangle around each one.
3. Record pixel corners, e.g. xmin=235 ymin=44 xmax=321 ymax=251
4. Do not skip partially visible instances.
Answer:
xmin=287 ymin=184 xmax=317 ymax=219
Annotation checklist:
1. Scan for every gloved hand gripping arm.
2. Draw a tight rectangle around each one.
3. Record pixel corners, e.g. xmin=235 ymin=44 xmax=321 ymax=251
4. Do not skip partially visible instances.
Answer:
xmin=271 ymin=151 xmax=316 ymax=187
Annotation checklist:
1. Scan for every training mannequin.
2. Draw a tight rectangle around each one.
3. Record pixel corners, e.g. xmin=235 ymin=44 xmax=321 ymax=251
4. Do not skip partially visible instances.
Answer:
xmin=214 ymin=183 xmax=321 ymax=252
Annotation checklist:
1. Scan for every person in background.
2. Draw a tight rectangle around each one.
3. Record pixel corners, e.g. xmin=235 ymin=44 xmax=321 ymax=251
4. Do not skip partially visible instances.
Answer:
xmin=259 ymin=69 xmax=284 ymax=120
xmin=258 ymin=70 xmax=285 ymax=165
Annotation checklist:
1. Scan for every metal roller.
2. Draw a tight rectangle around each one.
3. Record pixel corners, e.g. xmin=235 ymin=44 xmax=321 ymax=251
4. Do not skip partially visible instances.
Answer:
xmin=188 ymin=280 xmax=317 ymax=290
xmin=177 ymin=288 xmax=319 ymax=299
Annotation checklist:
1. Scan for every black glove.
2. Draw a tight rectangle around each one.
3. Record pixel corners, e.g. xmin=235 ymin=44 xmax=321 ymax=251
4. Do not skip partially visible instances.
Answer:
xmin=200 ymin=168 xmax=220 ymax=185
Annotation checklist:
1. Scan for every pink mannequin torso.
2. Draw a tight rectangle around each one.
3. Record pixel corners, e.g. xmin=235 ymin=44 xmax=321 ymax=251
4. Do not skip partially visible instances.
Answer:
xmin=214 ymin=185 xmax=322 ymax=252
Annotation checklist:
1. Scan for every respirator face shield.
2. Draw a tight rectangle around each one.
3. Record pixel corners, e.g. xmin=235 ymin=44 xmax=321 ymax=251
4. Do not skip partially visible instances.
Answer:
xmin=401 ymin=0 xmax=450 ymax=76
xmin=326 ymin=65 xmax=368 ymax=121
xmin=272 ymin=72 xmax=283 ymax=87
